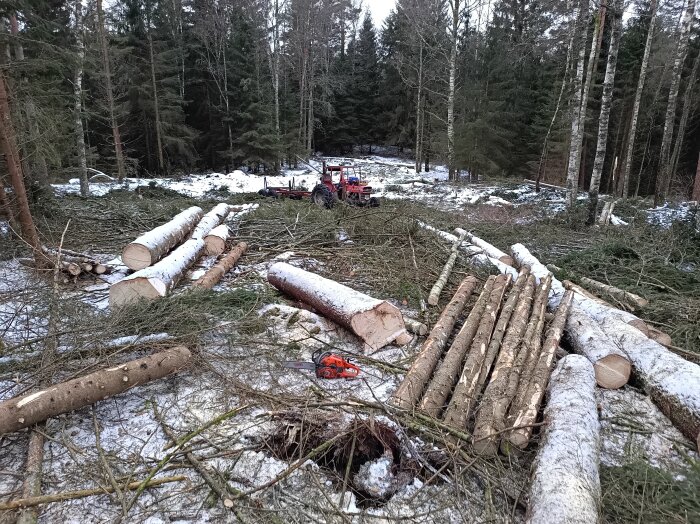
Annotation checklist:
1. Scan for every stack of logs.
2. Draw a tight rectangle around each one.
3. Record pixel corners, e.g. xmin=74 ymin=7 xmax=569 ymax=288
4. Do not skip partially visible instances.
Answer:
xmin=18 ymin=247 xmax=110 ymax=282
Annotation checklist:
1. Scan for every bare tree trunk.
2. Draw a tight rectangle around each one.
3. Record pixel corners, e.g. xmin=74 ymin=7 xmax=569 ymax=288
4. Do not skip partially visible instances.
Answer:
xmin=73 ymin=0 xmax=89 ymax=197
xmin=655 ymin=0 xmax=696 ymax=205
xmin=415 ymin=43 xmax=424 ymax=174
xmin=565 ymin=1 xmax=588 ymax=207
xmin=587 ymin=0 xmax=623 ymax=225
xmin=148 ymin=31 xmax=165 ymax=173
xmin=693 ymin=152 xmax=700 ymax=201
xmin=96 ymin=0 xmax=127 ymax=181
xmin=621 ymin=0 xmax=657 ymax=198
xmin=669 ymin=48 xmax=699 ymax=180
xmin=447 ymin=0 xmax=459 ymax=181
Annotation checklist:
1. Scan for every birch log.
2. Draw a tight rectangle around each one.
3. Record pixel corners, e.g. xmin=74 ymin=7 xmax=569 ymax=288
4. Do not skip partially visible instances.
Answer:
xmin=566 ymin=309 xmax=631 ymax=389
xmin=465 ymin=232 xmax=514 ymax=266
xmin=110 ymin=239 xmax=205 ymax=307
xmin=579 ymin=276 xmax=648 ymax=310
xmin=191 ymin=203 xmax=231 ymax=239
xmin=441 ymin=274 xmax=510 ymax=427
xmin=267 ymin=262 xmax=409 ymax=352
xmin=204 ymin=224 xmax=230 ymax=256
xmin=390 ymin=276 xmax=479 ymax=409
xmin=403 ymin=317 xmax=428 ymax=336
xmin=505 ymin=291 xmax=574 ymax=451
xmin=122 ymin=206 xmax=203 ymax=270
xmin=527 ymin=355 xmax=600 ymax=524
xmin=598 ymin=316 xmax=700 ymax=449
xmin=471 ymin=274 xmax=537 ymax=455
xmin=193 ymin=242 xmax=247 ymax=290
xmin=428 ymin=229 xmax=467 ymax=306
xmin=0 ymin=347 xmax=191 ymax=434
xmin=420 ymin=276 xmax=499 ymax=417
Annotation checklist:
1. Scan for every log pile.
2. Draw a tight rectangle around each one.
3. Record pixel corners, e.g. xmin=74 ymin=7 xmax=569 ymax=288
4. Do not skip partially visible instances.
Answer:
xmin=18 ymin=246 xmax=112 ymax=281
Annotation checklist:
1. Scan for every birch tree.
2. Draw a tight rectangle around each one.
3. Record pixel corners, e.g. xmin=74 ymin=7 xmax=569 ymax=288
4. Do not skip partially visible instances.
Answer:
xmin=654 ymin=0 xmax=696 ymax=205
xmin=447 ymin=0 xmax=461 ymax=181
xmin=587 ymin=0 xmax=623 ymax=225
xmin=73 ymin=0 xmax=89 ymax=197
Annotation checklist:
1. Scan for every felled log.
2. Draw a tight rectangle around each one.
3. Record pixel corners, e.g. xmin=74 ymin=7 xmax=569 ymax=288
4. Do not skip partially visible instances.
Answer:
xmin=110 ymin=239 xmax=205 ymax=307
xmin=563 ymin=280 xmax=614 ymax=308
xmin=471 ymin=274 xmax=536 ymax=455
xmin=428 ymin=229 xmax=467 ymax=306
xmin=190 ymin=203 xmax=231 ymax=239
xmin=193 ymin=242 xmax=248 ymax=290
xmin=0 ymin=347 xmax=191 ymax=434
xmin=597 ymin=316 xmax=700 ymax=450
xmin=267 ymin=262 xmax=409 ymax=352
xmin=440 ymin=275 xmax=510 ymax=427
xmin=578 ymin=275 xmax=648 ymax=310
xmin=122 ymin=206 xmax=203 ymax=270
xmin=515 ymin=275 xmax=552 ymax=389
xmin=420 ymin=276 xmax=499 ymax=417
xmin=522 ymin=179 xmax=567 ymax=191
xmin=465 ymin=232 xmax=515 ymax=266
xmin=390 ymin=276 xmax=479 ymax=409
xmin=566 ymin=309 xmax=631 ymax=389
xmin=510 ymin=243 xmax=566 ymax=308
xmin=204 ymin=224 xmax=230 ymax=256
xmin=527 ymin=354 xmax=600 ymax=524
xmin=504 ymin=291 xmax=574 ymax=451
xmin=403 ymin=317 xmax=428 ymax=336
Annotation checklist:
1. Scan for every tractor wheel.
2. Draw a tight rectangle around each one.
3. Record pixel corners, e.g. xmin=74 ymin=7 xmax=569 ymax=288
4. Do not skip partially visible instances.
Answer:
xmin=369 ymin=197 xmax=380 ymax=207
xmin=311 ymin=184 xmax=335 ymax=209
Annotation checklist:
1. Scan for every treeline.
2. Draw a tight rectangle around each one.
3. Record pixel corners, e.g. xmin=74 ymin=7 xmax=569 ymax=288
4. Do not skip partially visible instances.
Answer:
xmin=0 ymin=0 xmax=698 ymax=203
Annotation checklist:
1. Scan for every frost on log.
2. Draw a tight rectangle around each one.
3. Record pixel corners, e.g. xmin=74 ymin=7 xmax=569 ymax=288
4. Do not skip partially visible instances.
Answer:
xmin=267 ymin=262 xmax=409 ymax=352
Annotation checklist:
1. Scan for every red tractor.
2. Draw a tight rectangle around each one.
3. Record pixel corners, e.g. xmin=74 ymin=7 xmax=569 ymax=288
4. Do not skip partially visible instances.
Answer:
xmin=260 ymin=162 xmax=380 ymax=209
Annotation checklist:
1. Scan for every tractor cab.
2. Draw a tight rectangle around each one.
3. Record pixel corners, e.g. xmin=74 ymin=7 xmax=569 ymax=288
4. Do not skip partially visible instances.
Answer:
xmin=310 ymin=161 xmax=379 ymax=208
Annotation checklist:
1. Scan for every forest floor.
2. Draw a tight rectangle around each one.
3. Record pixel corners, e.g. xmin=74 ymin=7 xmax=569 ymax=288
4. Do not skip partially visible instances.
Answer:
xmin=1 ymin=156 xmax=699 ymax=523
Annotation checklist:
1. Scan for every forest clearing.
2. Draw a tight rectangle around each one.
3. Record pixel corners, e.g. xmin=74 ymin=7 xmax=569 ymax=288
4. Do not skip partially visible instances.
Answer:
xmin=2 ymin=0 xmax=700 ymax=522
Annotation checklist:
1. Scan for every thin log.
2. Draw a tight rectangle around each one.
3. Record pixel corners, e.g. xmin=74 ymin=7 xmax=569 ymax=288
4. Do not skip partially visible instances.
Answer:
xmin=471 ymin=274 xmax=536 ymax=455
xmin=566 ymin=309 xmax=632 ymax=389
xmin=204 ymin=224 xmax=230 ymax=256
xmin=563 ymin=280 xmax=614 ymax=308
xmin=578 ymin=275 xmax=648 ymax=310
xmin=428 ymin=229 xmax=467 ymax=306
xmin=267 ymin=262 xmax=409 ymax=352
xmin=527 ymin=354 xmax=600 ymax=524
xmin=390 ymin=276 xmax=479 ymax=409
xmin=403 ymin=317 xmax=428 ymax=336
xmin=122 ymin=207 xmax=203 ymax=271
xmin=420 ymin=276 xmax=500 ymax=417
xmin=441 ymin=274 xmax=510 ymax=427
xmin=0 ymin=347 xmax=191 ymax=434
xmin=465 ymin=232 xmax=514 ymax=266
xmin=193 ymin=242 xmax=247 ymax=290
xmin=504 ymin=291 xmax=574 ymax=451
xmin=0 ymin=476 xmax=186 ymax=510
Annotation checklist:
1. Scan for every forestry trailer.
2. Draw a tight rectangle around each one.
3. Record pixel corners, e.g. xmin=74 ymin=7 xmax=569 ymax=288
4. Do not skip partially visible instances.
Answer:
xmin=260 ymin=162 xmax=380 ymax=209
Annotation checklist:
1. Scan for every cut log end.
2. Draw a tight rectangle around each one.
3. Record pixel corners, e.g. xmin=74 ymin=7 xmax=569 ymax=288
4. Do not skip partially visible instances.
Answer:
xmin=122 ymin=243 xmax=152 ymax=271
xmin=109 ymin=277 xmax=164 ymax=308
xmin=351 ymin=302 xmax=408 ymax=352
xmin=594 ymin=354 xmax=632 ymax=389
xmin=499 ymin=255 xmax=515 ymax=267
xmin=472 ymin=437 xmax=498 ymax=457
xmin=205 ymin=236 xmax=226 ymax=256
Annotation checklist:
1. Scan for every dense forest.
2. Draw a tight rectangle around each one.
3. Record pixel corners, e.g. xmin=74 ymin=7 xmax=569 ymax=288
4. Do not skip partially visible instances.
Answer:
xmin=0 ymin=0 xmax=699 ymax=205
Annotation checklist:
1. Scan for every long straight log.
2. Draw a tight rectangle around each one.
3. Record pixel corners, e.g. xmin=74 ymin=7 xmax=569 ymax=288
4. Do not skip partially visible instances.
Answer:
xmin=505 ymin=291 xmax=574 ymax=451
xmin=204 ymin=224 xmax=230 ymax=256
xmin=566 ymin=309 xmax=631 ymax=389
xmin=563 ymin=280 xmax=614 ymax=308
xmin=267 ymin=262 xmax=409 ymax=352
xmin=471 ymin=274 xmax=536 ymax=455
xmin=193 ymin=242 xmax=248 ymax=290
xmin=428 ymin=229 xmax=467 ymax=306
xmin=419 ymin=276 xmax=499 ymax=417
xmin=516 ymin=275 xmax=552 ymax=388
xmin=465 ymin=232 xmax=515 ymax=266
xmin=122 ymin=206 xmax=203 ymax=270
xmin=110 ymin=239 xmax=205 ymax=307
xmin=191 ymin=203 xmax=231 ymax=240
xmin=579 ymin=275 xmax=648 ymax=310
xmin=597 ymin=316 xmax=700 ymax=450
xmin=527 ymin=355 xmax=600 ymax=524
xmin=441 ymin=274 xmax=510 ymax=428
xmin=390 ymin=276 xmax=479 ymax=409
xmin=0 ymin=347 xmax=191 ymax=434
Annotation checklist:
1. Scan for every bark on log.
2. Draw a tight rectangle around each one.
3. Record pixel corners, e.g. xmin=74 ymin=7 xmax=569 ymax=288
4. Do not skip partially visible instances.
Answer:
xmin=579 ymin=275 xmax=648 ymax=310
xmin=122 ymin=206 xmax=203 ymax=271
xmin=465 ymin=232 xmax=515 ymax=266
xmin=204 ymin=224 xmax=230 ymax=256
xmin=403 ymin=317 xmax=428 ymax=336
xmin=390 ymin=276 xmax=479 ymax=409
xmin=267 ymin=262 xmax=409 ymax=352
xmin=597 ymin=316 xmax=700 ymax=449
xmin=193 ymin=242 xmax=248 ymax=290
xmin=526 ymin=355 xmax=600 ymax=524
xmin=0 ymin=347 xmax=191 ymax=434
xmin=110 ymin=239 xmax=205 ymax=307
xmin=566 ymin=309 xmax=631 ymax=389
xmin=471 ymin=274 xmax=537 ymax=455
xmin=190 ymin=203 xmax=231 ymax=240
xmin=510 ymin=243 xmax=566 ymax=309
xmin=505 ymin=291 xmax=574 ymax=451
xmin=420 ymin=276 xmax=499 ymax=417
xmin=563 ymin=280 xmax=614 ymax=308
xmin=428 ymin=229 xmax=467 ymax=306
xmin=441 ymin=274 xmax=510 ymax=427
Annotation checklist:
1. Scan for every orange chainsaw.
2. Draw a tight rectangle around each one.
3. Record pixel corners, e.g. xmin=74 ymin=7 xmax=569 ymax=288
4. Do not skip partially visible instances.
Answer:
xmin=283 ymin=349 xmax=360 ymax=379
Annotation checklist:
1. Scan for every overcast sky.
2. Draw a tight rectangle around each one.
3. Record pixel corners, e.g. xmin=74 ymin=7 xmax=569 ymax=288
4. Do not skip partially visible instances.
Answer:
xmin=366 ymin=0 xmax=395 ymax=27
